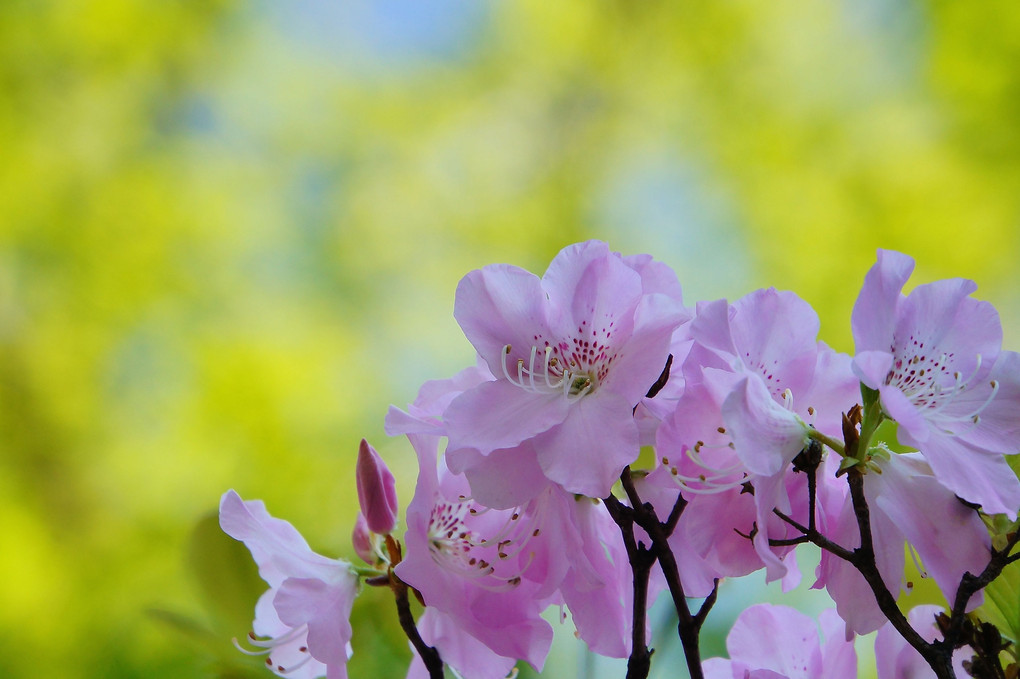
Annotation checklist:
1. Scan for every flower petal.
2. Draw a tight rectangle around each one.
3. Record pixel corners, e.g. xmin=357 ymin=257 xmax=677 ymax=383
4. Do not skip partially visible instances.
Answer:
xmin=851 ymin=249 xmax=914 ymax=353
xmin=726 ymin=604 xmax=822 ymax=678
xmin=454 ymin=264 xmax=552 ymax=376
xmin=275 ymin=575 xmax=357 ymax=674
xmin=219 ymin=490 xmax=341 ymax=586
xmin=872 ymin=454 xmax=990 ymax=612
xmin=903 ymin=430 xmax=1020 ymax=519
xmin=534 ymin=392 xmax=640 ymax=497
xmin=723 ymin=376 xmax=809 ymax=477
xmin=460 ymin=442 xmax=551 ymax=509
xmin=445 ymin=379 xmax=569 ymax=455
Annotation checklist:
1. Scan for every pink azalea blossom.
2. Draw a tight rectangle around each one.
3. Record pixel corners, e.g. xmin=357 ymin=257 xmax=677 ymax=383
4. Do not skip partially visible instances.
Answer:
xmin=656 ymin=289 xmax=857 ymax=582
xmin=701 ymin=604 xmax=857 ymax=679
xmin=814 ymin=453 xmax=990 ymax=635
xmin=389 ymin=370 xmax=638 ymax=659
xmin=220 ymin=490 xmax=358 ymax=679
xmin=394 ymin=432 xmax=555 ymax=672
xmin=443 ymin=240 xmax=689 ymax=497
xmin=852 ymin=249 xmax=1020 ymax=518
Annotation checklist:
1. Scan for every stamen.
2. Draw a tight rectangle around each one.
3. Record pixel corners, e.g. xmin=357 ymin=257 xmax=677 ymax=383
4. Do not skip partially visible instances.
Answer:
xmin=233 ymin=637 xmax=272 ymax=656
xmin=940 ymin=380 xmax=999 ymax=423
xmin=427 ymin=488 xmax=551 ymax=592
xmin=671 ymin=470 xmax=749 ymax=494
xmin=907 ymin=543 xmax=928 ymax=580
xmin=278 ymin=652 xmax=314 ymax=675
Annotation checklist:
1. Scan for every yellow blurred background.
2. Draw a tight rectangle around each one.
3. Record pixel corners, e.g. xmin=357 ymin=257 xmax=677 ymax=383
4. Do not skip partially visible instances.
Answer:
xmin=1 ymin=1 xmax=1018 ymax=677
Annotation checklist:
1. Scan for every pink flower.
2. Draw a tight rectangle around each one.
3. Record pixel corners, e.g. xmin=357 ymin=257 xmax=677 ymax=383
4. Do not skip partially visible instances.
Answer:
xmin=220 ymin=490 xmax=358 ymax=679
xmin=852 ymin=249 xmax=1020 ymax=518
xmin=443 ymin=240 xmax=689 ymax=497
xmin=393 ymin=433 xmax=554 ymax=672
xmin=814 ymin=453 xmax=990 ymax=635
xmin=701 ymin=604 xmax=857 ymax=679
xmin=656 ymin=289 xmax=857 ymax=582
xmin=388 ymin=341 xmax=646 ymax=659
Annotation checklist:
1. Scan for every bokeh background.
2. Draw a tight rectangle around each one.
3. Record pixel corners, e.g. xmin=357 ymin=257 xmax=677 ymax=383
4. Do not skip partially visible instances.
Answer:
xmin=2 ymin=1 xmax=1019 ymax=677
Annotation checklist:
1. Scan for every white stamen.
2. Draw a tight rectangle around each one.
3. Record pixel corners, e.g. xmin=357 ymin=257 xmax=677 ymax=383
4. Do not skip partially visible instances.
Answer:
xmin=278 ymin=652 xmax=314 ymax=675
xmin=233 ymin=625 xmax=308 ymax=655
xmin=499 ymin=343 xmax=600 ymax=401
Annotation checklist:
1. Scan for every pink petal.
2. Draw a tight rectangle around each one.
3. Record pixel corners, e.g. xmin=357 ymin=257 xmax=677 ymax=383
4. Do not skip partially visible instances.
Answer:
xmin=874 ymin=604 xmax=944 ymax=679
xmin=818 ymin=608 xmax=857 ymax=678
xmin=219 ymin=490 xmax=341 ymax=586
xmin=897 ymin=279 xmax=998 ymax=375
xmin=414 ymin=608 xmax=518 ymax=679
xmin=851 ymin=249 xmax=914 ymax=353
xmin=542 ymin=242 xmax=641 ymax=338
xmin=948 ymin=351 xmax=1020 ymax=453
xmin=726 ymin=604 xmax=822 ymax=678
xmin=872 ymin=454 xmax=990 ymax=610
xmin=460 ymin=441 xmax=550 ymax=509
xmin=602 ymin=292 xmax=688 ymax=404
xmin=877 ymin=382 xmax=930 ymax=443
xmin=454 ymin=264 xmax=553 ymax=376
xmin=445 ymin=379 xmax=569 ymax=455
xmin=730 ymin=288 xmax=821 ymax=397
xmin=904 ymin=430 xmax=1020 ymax=520
xmin=723 ymin=376 xmax=808 ymax=477
xmin=851 ymin=350 xmax=893 ymax=391
xmin=534 ymin=392 xmax=639 ymax=497
xmin=275 ymin=575 xmax=357 ymax=673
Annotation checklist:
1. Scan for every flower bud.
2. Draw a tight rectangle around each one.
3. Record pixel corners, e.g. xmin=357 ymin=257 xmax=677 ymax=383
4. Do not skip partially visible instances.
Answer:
xmin=356 ymin=438 xmax=398 ymax=534
xmin=351 ymin=512 xmax=375 ymax=564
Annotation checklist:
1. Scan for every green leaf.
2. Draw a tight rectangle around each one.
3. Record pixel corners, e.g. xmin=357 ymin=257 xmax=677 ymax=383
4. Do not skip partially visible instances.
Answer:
xmin=979 ymin=558 xmax=1020 ymax=643
xmin=1007 ymin=454 xmax=1020 ymax=479
xmin=187 ymin=511 xmax=265 ymax=635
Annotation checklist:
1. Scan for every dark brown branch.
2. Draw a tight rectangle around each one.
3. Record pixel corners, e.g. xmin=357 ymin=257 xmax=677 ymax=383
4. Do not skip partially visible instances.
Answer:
xmin=769 ymin=468 xmax=954 ymax=675
xmin=385 ymin=535 xmax=444 ymax=679
xmin=644 ymin=354 xmax=673 ymax=399
xmin=770 ymin=509 xmax=854 ymax=561
xmin=942 ymin=530 xmax=1020 ymax=654
xmin=842 ymin=470 xmax=954 ymax=675
xmin=615 ymin=467 xmax=707 ymax=679
xmin=391 ymin=577 xmax=443 ymax=679
xmin=604 ymin=494 xmax=655 ymax=679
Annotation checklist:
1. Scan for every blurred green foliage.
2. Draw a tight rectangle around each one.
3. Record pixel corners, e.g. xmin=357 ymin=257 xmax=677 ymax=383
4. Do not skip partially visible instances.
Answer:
xmin=1 ymin=1 xmax=1019 ymax=677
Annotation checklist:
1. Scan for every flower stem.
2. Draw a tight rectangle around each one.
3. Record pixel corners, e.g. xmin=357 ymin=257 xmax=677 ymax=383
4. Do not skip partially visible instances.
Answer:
xmin=603 ymin=493 xmax=655 ymax=679
xmin=612 ymin=467 xmax=711 ymax=679
xmin=384 ymin=534 xmax=444 ymax=679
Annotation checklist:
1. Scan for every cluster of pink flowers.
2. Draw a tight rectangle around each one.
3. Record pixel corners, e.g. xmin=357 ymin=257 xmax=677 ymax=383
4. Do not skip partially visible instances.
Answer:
xmin=219 ymin=241 xmax=1020 ymax=679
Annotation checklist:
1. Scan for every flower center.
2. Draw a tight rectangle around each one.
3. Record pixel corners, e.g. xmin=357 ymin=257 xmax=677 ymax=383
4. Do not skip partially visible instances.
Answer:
xmin=501 ymin=334 xmax=618 ymax=401
xmin=426 ymin=495 xmax=544 ymax=590
xmin=884 ymin=336 xmax=999 ymax=430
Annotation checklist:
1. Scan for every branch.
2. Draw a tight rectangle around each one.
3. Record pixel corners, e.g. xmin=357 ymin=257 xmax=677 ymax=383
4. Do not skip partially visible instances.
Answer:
xmin=943 ymin=530 xmax=1020 ymax=653
xmin=385 ymin=535 xmax=444 ymax=679
xmin=604 ymin=494 xmax=655 ymax=679
xmin=617 ymin=468 xmax=707 ymax=679
xmin=843 ymin=470 xmax=955 ymax=678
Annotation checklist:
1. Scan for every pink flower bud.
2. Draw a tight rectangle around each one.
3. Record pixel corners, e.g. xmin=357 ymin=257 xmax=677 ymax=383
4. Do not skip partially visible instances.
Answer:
xmin=351 ymin=512 xmax=375 ymax=564
xmin=356 ymin=438 xmax=398 ymax=534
